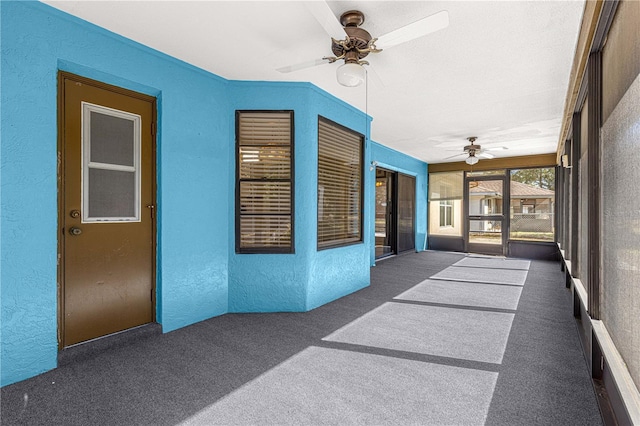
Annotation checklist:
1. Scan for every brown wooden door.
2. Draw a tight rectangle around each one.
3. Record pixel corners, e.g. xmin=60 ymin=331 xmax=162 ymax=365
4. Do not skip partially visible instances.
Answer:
xmin=60 ymin=74 xmax=155 ymax=347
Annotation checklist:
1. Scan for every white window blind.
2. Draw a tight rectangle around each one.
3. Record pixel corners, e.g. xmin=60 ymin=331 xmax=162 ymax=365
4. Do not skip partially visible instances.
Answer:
xmin=429 ymin=171 xmax=463 ymax=201
xmin=237 ymin=111 xmax=293 ymax=252
xmin=318 ymin=117 xmax=363 ymax=249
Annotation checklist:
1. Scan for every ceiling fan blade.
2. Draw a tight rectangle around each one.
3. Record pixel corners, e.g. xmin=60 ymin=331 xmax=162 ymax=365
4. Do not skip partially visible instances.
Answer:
xmin=376 ymin=10 xmax=449 ymax=50
xmin=478 ymin=152 xmax=495 ymax=159
xmin=484 ymin=146 xmax=508 ymax=151
xmin=276 ymin=58 xmax=330 ymax=74
xmin=305 ymin=2 xmax=347 ymax=41
xmin=442 ymin=152 xmax=466 ymax=160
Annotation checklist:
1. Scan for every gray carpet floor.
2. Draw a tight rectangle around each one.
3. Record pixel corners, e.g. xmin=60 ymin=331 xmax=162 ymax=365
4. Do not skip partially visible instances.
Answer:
xmin=0 ymin=251 xmax=603 ymax=425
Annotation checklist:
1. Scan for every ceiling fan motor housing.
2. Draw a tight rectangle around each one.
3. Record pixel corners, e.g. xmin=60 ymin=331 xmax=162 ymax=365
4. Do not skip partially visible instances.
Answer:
xmin=331 ymin=10 xmax=374 ymax=62
xmin=464 ymin=144 xmax=481 ymax=154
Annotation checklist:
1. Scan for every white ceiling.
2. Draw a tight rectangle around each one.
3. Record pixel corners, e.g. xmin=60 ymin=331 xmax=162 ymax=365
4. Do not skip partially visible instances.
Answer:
xmin=43 ymin=0 xmax=584 ymax=164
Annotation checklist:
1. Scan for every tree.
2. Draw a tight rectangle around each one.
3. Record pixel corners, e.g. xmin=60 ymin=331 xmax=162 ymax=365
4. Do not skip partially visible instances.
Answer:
xmin=511 ymin=167 xmax=555 ymax=190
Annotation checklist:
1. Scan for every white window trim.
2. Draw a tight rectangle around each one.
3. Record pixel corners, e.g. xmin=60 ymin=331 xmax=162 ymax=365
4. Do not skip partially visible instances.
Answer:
xmin=81 ymin=102 xmax=142 ymax=223
xmin=439 ymin=200 xmax=454 ymax=228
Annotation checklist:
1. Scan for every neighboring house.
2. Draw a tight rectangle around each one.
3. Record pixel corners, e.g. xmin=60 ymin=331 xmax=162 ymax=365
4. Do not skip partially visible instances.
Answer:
xmin=469 ymin=180 xmax=554 ymax=233
xmin=508 ymin=181 xmax=555 ymax=233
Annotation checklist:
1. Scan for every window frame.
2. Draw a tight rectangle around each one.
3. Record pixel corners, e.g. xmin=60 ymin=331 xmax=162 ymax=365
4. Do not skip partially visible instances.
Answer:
xmin=439 ymin=200 xmax=454 ymax=227
xmin=317 ymin=116 xmax=364 ymax=251
xmin=428 ymin=171 xmax=464 ymax=237
xmin=82 ymin=102 xmax=142 ymax=223
xmin=235 ymin=110 xmax=295 ymax=254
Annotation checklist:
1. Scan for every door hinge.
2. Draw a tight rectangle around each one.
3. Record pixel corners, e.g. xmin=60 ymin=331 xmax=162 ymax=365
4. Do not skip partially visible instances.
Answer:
xmin=151 ymin=123 xmax=156 ymax=137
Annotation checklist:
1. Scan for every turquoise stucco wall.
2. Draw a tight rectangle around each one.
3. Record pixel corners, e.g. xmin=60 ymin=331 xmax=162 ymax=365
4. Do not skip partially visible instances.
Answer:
xmin=228 ymin=82 xmax=372 ymax=312
xmin=227 ymin=82 xmax=313 ymax=312
xmin=1 ymin=1 xmax=230 ymax=386
xmin=305 ymin=89 xmax=373 ymax=310
xmin=1 ymin=1 xmax=428 ymax=386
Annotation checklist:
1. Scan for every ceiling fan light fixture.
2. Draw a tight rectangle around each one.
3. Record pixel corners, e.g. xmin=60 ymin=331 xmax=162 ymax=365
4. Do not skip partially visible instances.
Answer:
xmin=465 ymin=155 xmax=479 ymax=165
xmin=337 ymin=62 xmax=365 ymax=87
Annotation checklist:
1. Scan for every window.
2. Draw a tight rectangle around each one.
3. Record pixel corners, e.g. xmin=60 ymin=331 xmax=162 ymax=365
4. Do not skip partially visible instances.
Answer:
xmin=317 ymin=117 xmax=363 ymax=249
xmin=429 ymin=171 xmax=463 ymax=236
xmin=439 ymin=200 xmax=454 ymax=227
xmin=82 ymin=102 xmax=141 ymax=222
xmin=236 ymin=111 xmax=293 ymax=253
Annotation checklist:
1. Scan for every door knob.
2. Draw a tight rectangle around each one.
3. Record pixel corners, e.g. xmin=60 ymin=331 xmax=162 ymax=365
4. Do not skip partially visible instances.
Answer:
xmin=69 ymin=227 xmax=82 ymax=236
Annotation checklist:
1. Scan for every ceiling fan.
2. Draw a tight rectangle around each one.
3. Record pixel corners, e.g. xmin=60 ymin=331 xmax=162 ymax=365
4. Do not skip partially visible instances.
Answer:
xmin=277 ymin=3 xmax=449 ymax=87
xmin=444 ymin=137 xmax=508 ymax=165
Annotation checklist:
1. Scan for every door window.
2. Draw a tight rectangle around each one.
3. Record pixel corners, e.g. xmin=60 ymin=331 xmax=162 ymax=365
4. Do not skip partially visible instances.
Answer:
xmin=467 ymin=178 xmax=506 ymax=254
xmin=397 ymin=174 xmax=415 ymax=252
xmin=82 ymin=102 xmax=141 ymax=222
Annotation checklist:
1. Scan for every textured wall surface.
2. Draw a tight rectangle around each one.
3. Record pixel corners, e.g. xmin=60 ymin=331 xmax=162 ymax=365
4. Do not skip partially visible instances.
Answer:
xmin=227 ymin=82 xmax=314 ymax=312
xmin=228 ymin=83 xmax=373 ymax=312
xmin=601 ymin=73 xmax=640 ymax=390
xmin=1 ymin=2 xmax=230 ymax=386
xmin=305 ymin=89 xmax=373 ymax=310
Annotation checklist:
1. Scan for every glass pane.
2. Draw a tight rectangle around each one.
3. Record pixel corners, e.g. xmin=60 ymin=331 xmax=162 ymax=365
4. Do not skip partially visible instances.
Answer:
xmin=468 ymin=180 xmax=503 ymax=216
xmin=90 ymin=111 xmax=134 ymax=166
xmin=429 ymin=199 xmax=462 ymax=236
xmin=239 ymin=146 xmax=290 ymax=179
xmin=238 ymin=112 xmax=291 ymax=146
xmin=509 ymin=168 xmax=555 ymax=241
xmin=240 ymin=216 xmax=291 ymax=248
xmin=469 ymin=220 xmax=502 ymax=245
xmin=375 ymin=173 xmax=390 ymax=257
xmin=239 ymin=182 xmax=291 ymax=214
xmin=466 ymin=170 xmax=506 ymax=177
xmin=398 ymin=174 xmax=415 ymax=252
xmin=317 ymin=118 xmax=363 ymax=248
xmin=88 ymin=169 xmax=135 ymax=219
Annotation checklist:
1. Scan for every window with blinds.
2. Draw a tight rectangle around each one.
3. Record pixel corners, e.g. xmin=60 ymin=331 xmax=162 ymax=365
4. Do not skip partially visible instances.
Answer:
xmin=317 ymin=117 xmax=363 ymax=249
xmin=236 ymin=111 xmax=293 ymax=253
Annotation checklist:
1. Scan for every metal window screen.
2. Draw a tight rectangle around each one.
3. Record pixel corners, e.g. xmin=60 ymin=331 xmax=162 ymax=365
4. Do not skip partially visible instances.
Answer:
xmin=88 ymin=169 xmax=136 ymax=218
xmin=90 ymin=112 xmax=134 ymax=166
